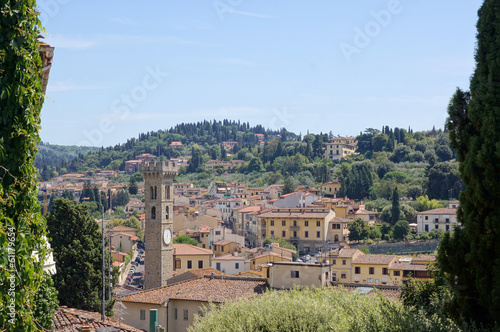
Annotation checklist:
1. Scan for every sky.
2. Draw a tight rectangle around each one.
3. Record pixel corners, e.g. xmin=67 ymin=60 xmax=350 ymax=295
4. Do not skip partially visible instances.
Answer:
xmin=39 ymin=0 xmax=484 ymax=147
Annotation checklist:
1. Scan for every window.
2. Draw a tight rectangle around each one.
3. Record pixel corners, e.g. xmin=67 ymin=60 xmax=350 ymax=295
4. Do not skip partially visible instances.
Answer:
xmin=202 ymin=244 xmax=205 ymax=248
xmin=293 ymin=231 xmax=297 ymax=238
xmin=446 ymin=218 xmax=450 ymax=223
xmin=187 ymin=260 xmax=192 ymax=269
xmin=175 ymin=259 xmax=181 ymax=270
xmin=382 ymin=268 xmax=388 ymax=275
xmin=215 ymin=231 xmax=221 ymax=235
xmin=341 ymin=272 xmax=347 ymax=279
xmin=305 ymin=231 xmax=309 ymax=238
xmin=342 ymin=259 xmax=346 ymax=265
xmin=425 ymin=225 xmax=429 ymax=232
xmin=216 ymin=262 xmax=221 ymax=271
xmin=425 ymin=216 xmax=428 ymax=220
xmin=151 ymin=206 xmax=156 ymax=220
xmin=393 ymin=270 xmax=400 ymax=276
xmin=270 ymin=220 xmax=274 ymax=226
xmin=174 ymin=308 xmax=178 ymax=320
xmin=271 ymin=230 xmax=274 ymax=236
xmin=221 ymin=246 xmax=224 ymax=252
xmin=198 ymin=260 xmax=203 ymax=269
xmin=355 ymin=267 xmax=361 ymax=274
xmin=317 ymin=231 xmax=321 ymax=238
xmin=435 ymin=225 xmax=439 ymax=229
xmin=282 ymin=220 xmax=286 ymax=226
xmin=184 ymin=309 xmax=189 ymax=320
xmin=154 ymin=186 xmax=157 ymax=199
xmin=332 ymin=259 xmax=336 ymax=265
xmin=235 ymin=263 xmax=239 ymax=269
xmin=446 ymin=225 xmax=450 ymax=231
xmin=282 ymin=230 xmax=286 ymax=237
xmin=316 ymin=221 xmax=321 ymax=227
xmin=291 ymin=270 xmax=300 ymax=278
xmin=304 ymin=220 xmax=309 ymax=227
xmin=293 ymin=220 xmax=297 ymax=226
xmin=140 ymin=310 xmax=146 ymax=320
xmin=369 ymin=267 xmax=374 ymax=275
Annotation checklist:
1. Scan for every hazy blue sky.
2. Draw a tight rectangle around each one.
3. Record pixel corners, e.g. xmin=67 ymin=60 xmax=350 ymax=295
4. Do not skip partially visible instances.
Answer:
xmin=39 ymin=0 xmax=483 ymax=147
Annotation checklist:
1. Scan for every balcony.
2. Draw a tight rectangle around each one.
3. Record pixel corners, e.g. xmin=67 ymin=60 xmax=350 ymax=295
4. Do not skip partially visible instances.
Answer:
xmin=290 ymin=225 xmax=300 ymax=230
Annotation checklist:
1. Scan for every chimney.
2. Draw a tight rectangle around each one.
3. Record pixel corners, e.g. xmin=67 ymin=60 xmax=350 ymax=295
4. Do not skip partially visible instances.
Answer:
xmin=81 ymin=326 xmax=91 ymax=332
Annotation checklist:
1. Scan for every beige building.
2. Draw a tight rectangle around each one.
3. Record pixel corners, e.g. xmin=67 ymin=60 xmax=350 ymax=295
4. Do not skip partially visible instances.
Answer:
xmin=213 ymin=240 xmax=240 ymax=256
xmin=324 ymin=136 xmax=357 ymax=160
xmin=416 ymin=207 xmax=458 ymax=233
xmin=211 ymin=254 xmax=250 ymax=275
xmin=119 ymin=275 xmax=267 ymax=332
xmin=327 ymin=217 xmax=353 ymax=243
xmin=268 ymin=261 xmax=331 ymax=289
xmin=173 ymin=243 xmax=213 ymax=275
xmin=110 ymin=233 xmax=138 ymax=252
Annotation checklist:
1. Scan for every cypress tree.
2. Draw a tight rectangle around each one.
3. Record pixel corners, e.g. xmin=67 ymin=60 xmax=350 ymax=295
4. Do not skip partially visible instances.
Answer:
xmin=439 ymin=0 xmax=500 ymax=325
xmin=391 ymin=187 xmax=400 ymax=225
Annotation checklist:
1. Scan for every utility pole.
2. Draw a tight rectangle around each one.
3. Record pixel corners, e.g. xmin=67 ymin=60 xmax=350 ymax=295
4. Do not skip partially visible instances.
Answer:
xmin=108 ymin=193 xmax=112 ymax=303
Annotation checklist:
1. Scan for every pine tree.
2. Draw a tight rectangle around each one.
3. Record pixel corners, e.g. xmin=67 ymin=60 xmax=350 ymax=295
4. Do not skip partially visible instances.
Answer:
xmin=438 ymin=0 xmax=500 ymax=325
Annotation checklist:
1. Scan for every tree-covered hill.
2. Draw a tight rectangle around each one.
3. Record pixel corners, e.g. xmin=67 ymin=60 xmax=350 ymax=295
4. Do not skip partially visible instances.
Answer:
xmin=36 ymin=119 xmax=463 ymax=203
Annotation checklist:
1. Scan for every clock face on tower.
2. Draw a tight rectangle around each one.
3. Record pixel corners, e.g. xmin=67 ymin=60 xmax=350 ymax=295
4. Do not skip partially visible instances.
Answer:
xmin=163 ymin=228 xmax=172 ymax=245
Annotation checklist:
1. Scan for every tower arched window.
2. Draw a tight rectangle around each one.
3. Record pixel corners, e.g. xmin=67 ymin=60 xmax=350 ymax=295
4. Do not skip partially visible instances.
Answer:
xmin=166 ymin=185 xmax=171 ymax=200
xmin=166 ymin=206 xmax=169 ymax=219
xmin=151 ymin=206 xmax=156 ymax=220
xmin=150 ymin=186 xmax=154 ymax=199
xmin=154 ymin=186 xmax=157 ymax=199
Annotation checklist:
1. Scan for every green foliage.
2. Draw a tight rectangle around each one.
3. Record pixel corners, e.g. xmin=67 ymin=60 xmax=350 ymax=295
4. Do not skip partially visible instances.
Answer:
xmin=190 ymin=287 xmax=459 ymax=332
xmin=416 ymin=195 xmax=444 ymax=212
xmin=391 ymin=187 xmax=401 ymax=225
xmin=393 ymin=220 xmax=410 ymax=241
xmin=342 ymin=160 xmax=373 ymax=199
xmin=380 ymin=204 xmax=417 ymax=224
xmin=244 ymin=157 xmax=265 ymax=173
xmin=47 ymin=199 xmax=117 ymax=314
xmin=283 ymin=175 xmax=295 ymax=194
xmin=128 ymin=177 xmax=138 ymax=195
xmin=32 ymin=273 xmax=59 ymax=330
xmin=110 ymin=216 xmax=144 ymax=241
xmin=427 ymin=162 xmax=464 ymax=199
xmin=0 ymin=1 xmax=60 ymax=329
xmin=173 ymin=235 xmax=199 ymax=246
xmin=348 ymin=218 xmax=369 ymax=242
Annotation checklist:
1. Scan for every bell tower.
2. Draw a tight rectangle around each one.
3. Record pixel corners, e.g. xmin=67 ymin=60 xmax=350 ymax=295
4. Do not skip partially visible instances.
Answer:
xmin=140 ymin=161 xmax=178 ymax=289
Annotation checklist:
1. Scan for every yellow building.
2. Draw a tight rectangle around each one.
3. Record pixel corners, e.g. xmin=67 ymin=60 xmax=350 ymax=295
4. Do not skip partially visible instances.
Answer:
xmin=173 ymin=244 xmax=213 ymax=275
xmin=213 ymin=240 xmax=240 ymax=256
xmin=259 ymin=208 xmax=336 ymax=253
xmin=324 ymin=136 xmax=358 ymax=160
xmin=319 ymin=181 xmax=342 ymax=197
xmin=328 ymin=217 xmax=353 ymax=243
xmin=331 ymin=248 xmax=434 ymax=286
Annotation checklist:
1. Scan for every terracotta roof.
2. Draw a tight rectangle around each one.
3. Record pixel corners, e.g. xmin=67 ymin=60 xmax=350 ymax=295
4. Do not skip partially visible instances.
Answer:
xmin=332 ymin=285 xmax=400 ymax=301
xmin=111 ymin=232 xmax=138 ymax=240
xmin=353 ymin=254 xmax=396 ymax=265
xmin=259 ymin=211 xmax=332 ymax=219
xmin=330 ymin=217 xmax=354 ymax=223
xmin=236 ymin=270 xmax=265 ymax=278
xmin=112 ymin=261 xmax=122 ymax=267
xmin=212 ymin=254 xmax=247 ymax=261
xmin=166 ymin=267 xmax=227 ymax=284
xmin=54 ymin=306 xmax=142 ymax=331
xmin=417 ymin=208 xmax=457 ymax=215
xmin=173 ymin=243 xmax=213 ymax=256
xmin=112 ymin=225 xmax=138 ymax=233
xmin=120 ymin=276 xmax=267 ymax=305
xmin=252 ymin=252 xmax=293 ymax=261
xmin=235 ymin=205 xmax=262 ymax=213
xmin=411 ymin=255 xmax=436 ymax=263
xmin=338 ymin=248 xmax=361 ymax=258
xmin=214 ymin=240 xmax=238 ymax=246
xmin=355 ymin=209 xmax=378 ymax=215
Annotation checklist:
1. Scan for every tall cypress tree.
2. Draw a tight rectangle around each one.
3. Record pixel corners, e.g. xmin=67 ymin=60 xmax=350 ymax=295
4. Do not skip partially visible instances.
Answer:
xmin=391 ymin=187 xmax=400 ymax=225
xmin=439 ymin=0 xmax=500 ymax=325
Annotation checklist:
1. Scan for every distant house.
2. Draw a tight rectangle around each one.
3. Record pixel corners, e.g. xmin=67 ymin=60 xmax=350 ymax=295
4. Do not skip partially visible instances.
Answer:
xmin=416 ymin=208 xmax=458 ymax=233
xmin=170 ymin=141 xmax=183 ymax=149
xmin=125 ymin=160 xmax=142 ymax=174
xmin=324 ymin=137 xmax=358 ymax=160
xmin=212 ymin=254 xmax=250 ymax=275
xmin=268 ymin=261 xmax=331 ymax=289
xmin=173 ymin=244 xmax=213 ymax=275
xmin=213 ymin=240 xmax=240 ymax=256
xmin=319 ymin=181 xmax=341 ymax=196
xmin=136 ymin=153 xmax=156 ymax=162
xmin=111 ymin=233 xmax=138 ymax=252
xmin=119 ymin=275 xmax=267 ymax=332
